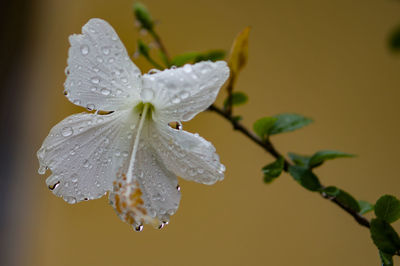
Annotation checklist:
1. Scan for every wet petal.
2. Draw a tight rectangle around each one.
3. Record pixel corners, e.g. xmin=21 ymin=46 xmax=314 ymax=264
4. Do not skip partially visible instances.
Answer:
xmin=150 ymin=123 xmax=225 ymax=185
xmin=65 ymin=18 xmax=142 ymax=111
xmin=37 ymin=110 xmax=137 ymax=203
xmin=109 ymin=144 xmax=180 ymax=228
xmin=141 ymin=61 xmax=229 ymax=122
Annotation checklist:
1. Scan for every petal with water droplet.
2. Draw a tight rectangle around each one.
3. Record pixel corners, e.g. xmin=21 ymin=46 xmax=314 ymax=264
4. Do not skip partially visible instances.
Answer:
xmin=142 ymin=61 xmax=230 ymax=122
xmin=37 ymin=110 xmax=138 ymax=203
xmin=150 ymin=123 xmax=224 ymax=185
xmin=66 ymin=18 xmax=142 ymax=111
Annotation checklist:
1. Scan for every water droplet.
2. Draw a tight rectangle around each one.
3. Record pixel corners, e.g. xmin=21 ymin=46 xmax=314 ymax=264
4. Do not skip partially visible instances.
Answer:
xmin=176 ymin=185 xmax=181 ymax=192
xmin=197 ymin=168 xmax=204 ymax=174
xmin=140 ymin=88 xmax=154 ymax=102
xmin=134 ymin=224 xmax=143 ymax=232
xmin=96 ymin=56 xmax=103 ymax=63
xmin=108 ymin=57 xmax=115 ymax=63
xmin=183 ymin=64 xmax=192 ymax=73
xmin=38 ymin=165 xmax=47 ymax=174
xmin=86 ymin=104 xmax=95 ymax=111
xmin=93 ymin=67 xmax=99 ymax=72
xmin=83 ymin=160 xmax=90 ymax=168
xmin=180 ymin=91 xmax=189 ymax=99
xmin=116 ymin=89 xmax=122 ymax=95
xmin=80 ymin=45 xmax=89 ymax=55
xmin=63 ymin=196 xmax=77 ymax=204
xmin=91 ymin=77 xmax=100 ymax=84
xmin=61 ymin=127 xmax=73 ymax=137
xmin=48 ymin=181 xmax=60 ymax=191
xmin=102 ymin=47 xmax=110 ymax=55
xmin=101 ymin=88 xmax=111 ymax=95
xmin=172 ymin=97 xmax=181 ymax=104
xmin=122 ymin=151 xmax=129 ymax=157
xmin=73 ymin=99 xmax=81 ymax=105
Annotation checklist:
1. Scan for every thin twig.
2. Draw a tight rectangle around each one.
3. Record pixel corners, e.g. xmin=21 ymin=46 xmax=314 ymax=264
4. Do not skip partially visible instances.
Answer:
xmin=208 ymin=104 xmax=371 ymax=229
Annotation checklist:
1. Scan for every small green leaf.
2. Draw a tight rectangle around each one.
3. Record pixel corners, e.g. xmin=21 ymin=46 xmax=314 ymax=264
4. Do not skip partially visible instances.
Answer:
xmin=262 ymin=157 xmax=284 ymax=183
xmin=308 ymin=150 xmax=355 ymax=168
xmin=171 ymin=50 xmax=226 ymax=67
xmin=137 ymin=39 xmax=150 ymax=57
xmin=370 ymin=218 xmax=400 ymax=255
xmin=269 ymin=113 xmax=313 ymax=135
xmin=322 ymin=186 xmax=360 ymax=212
xmin=253 ymin=117 xmax=278 ymax=139
xmin=336 ymin=190 xmax=361 ymax=213
xmin=223 ymin=92 xmax=248 ymax=109
xmin=133 ymin=2 xmax=154 ymax=30
xmin=375 ymin=195 xmax=400 ymax=224
xmin=389 ymin=25 xmax=400 ymax=52
xmin=358 ymin=200 xmax=374 ymax=215
xmin=322 ymin=186 xmax=340 ymax=197
xmin=288 ymin=165 xmax=321 ymax=191
xmin=288 ymin=152 xmax=311 ymax=167
xmin=379 ymin=250 xmax=394 ymax=266
xmin=193 ymin=50 xmax=226 ymax=63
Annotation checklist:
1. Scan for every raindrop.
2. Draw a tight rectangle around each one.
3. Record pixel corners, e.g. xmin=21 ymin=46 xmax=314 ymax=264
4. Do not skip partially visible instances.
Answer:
xmin=61 ymin=127 xmax=73 ymax=137
xmin=116 ymin=89 xmax=122 ymax=95
xmin=38 ymin=165 xmax=47 ymax=175
xmin=134 ymin=224 xmax=143 ymax=232
xmin=121 ymin=77 xmax=128 ymax=83
xmin=93 ymin=67 xmax=99 ymax=72
xmin=80 ymin=45 xmax=89 ymax=55
xmin=101 ymin=88 xmax=111 ymax=95
xmin=176 ymin=185 xmax=181 ymax=192
xmin=91 ymin=87 xmax=97 ymax=92
xmin=183 ymin=64 xmax=192 ymax=73
xmin=96 ymin=56 xmax=103 ymax=63
xmin=48 ymin=181 xmax=60 ymax=191
xmin=86 ymin=104 xmax=95 ymax=111
xmin=83 ymin=160 xmax=90 ymax=168
xmin=172 ymin=97 xmax=181 ymax=104
xmin=73 ymin=99 xmax=81 ymax=105
xmin=108 ymin=57 xmax=115 ymax=63
xmin=102 ymin=47 xmax=110 ymax=55
xmin=180 ymin=91 xmax=189 ymax=99
xmin=91 ymin=77 xmax=100 ymax=84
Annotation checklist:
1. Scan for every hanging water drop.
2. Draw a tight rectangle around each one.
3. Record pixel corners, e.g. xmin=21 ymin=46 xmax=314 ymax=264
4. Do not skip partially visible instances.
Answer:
xmin=91 ymin=77 xmax=100 ymax=84
xmin=101 ymin=88 xmax=111 ymax=95
xmin=134 ymin=224 xmax=143 ymax=232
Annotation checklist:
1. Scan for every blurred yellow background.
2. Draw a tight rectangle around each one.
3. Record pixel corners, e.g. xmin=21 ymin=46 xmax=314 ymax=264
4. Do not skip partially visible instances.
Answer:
xmin=2 ymin=0 xmax=400 ymax=265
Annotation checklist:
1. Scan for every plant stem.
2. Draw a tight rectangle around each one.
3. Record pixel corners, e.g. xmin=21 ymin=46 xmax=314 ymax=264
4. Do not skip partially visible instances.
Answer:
xmin=208 ymin=104 xmax=371 ymax=229
xmin=149 ymin=29 xmax=171 ymax=67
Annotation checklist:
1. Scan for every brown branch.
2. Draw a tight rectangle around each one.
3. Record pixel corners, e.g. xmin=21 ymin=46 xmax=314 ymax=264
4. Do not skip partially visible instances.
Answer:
xmin=208 ymin=104 xmax=371 ymax=229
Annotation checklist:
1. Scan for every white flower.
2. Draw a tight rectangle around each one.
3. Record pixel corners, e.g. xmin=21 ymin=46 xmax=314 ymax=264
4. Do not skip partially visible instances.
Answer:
xmin=37 ymin=18 xmax=229 ymax=230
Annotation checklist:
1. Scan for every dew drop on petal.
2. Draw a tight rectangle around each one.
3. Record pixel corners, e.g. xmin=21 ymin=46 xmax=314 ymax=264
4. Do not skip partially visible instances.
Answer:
xmin=134 ymin=224 xmax=143 ymax=232
xmin=91 ymin=77 xmax=100 ymax=84
xmin=180 ymin=91 xmax=189 ymax=99
xmin=102 ymin=47 xmax=110 ymax=55
xmin=61 ymin=127 xmax=73 ymax=137
xmin=101 ymin=88 xmax=111 ymax=95
xmin=183 ymin=64 xmax=192 ymax=73
xmin=86 ymin=104 xmax=95 ymax=111
xmin=80 ymin=45 xmax=89 ymax=55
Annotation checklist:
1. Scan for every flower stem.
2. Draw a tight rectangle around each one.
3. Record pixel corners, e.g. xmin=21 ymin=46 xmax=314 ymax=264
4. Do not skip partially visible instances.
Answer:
xmin=208 ymin=104 xmax=371 ymax=229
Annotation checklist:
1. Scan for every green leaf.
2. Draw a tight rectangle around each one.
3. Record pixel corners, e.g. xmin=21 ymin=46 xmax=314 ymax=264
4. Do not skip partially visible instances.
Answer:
xmin=223 ymin=92 xmax=248 ymax=109
xmin=193 ymin=50 xmax=226 ymax=63
xmin=253 ymin=117 xmax=278 ymax=139
xmin=288 ymin=152 xmax=311 ymax=167
xmin=375 ymin=195 xmax=400 ymax=224
xmin=322 ymin=186 xmax=340 ymax=197
xmin=389 ymin=25 xmax=400 ymax=52
xmin=137 ymin=39 xmax=150 ymax=57
xmin=308 ymin=150 xmax=355 ymax=168
xmin=322 ymin=186 xmax=360 ymax=212
xmin=288 ymin=165 xmax=321 ymax=191
xmin=358 ymin=200 xmax=374 ymax=215
xmin=262 ymin=157 xmax=284 ymax=183
xmin=133 ymin=2 xmax=154 ymax=30
xmin=269 ymin=113 xmax=313 ymax=135
xmin=171 ymin=50 xmax=226 ymax=67
xmin=370 ymin=218 xmax=400 ymax=255
xmin=379 ymin=250 xmax=393 ymax=266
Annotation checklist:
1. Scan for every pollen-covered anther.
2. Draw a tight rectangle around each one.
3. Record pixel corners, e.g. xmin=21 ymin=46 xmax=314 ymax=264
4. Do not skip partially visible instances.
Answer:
xmin=109 ymin=173 xmax=158 ymax=230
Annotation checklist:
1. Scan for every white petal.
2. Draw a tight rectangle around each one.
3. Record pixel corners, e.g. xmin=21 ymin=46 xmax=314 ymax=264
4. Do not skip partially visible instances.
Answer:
xmin=142 ymin=61 xmax=230 ymax=122
xmin=150 ymin=123 xmax=225 ymax=185
xmin=65 ymin=18 xmax=141 ymax=111
xmin=109 ymin=144 xmax=181 ymax=227
xmin=37 ymin=110 xmax=138 ymax=203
